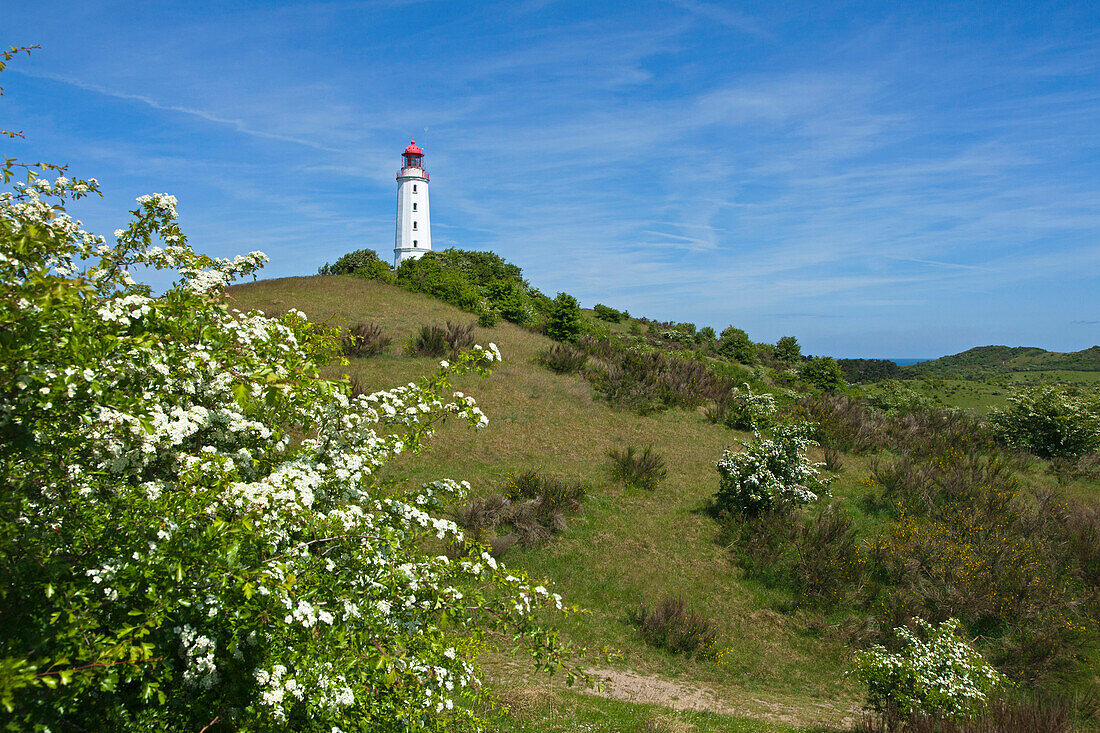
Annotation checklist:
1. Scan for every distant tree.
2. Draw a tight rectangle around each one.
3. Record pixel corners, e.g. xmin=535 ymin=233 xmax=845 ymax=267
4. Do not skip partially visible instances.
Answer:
xmin=801 ymin=356 xmax=846 ymax=393
xmin=717 ymin=326 xmax=756 ymax=364
xmin=318 ymin=248 xmax=392 ymax=280
xmin=485 ymin=279 xmax=530 ymax=325
xmin=545 ymin=293 xmax=584 ymax=342
xmin=395 ymin=255 xmax=481 ymax=312
xmin=697 ymin=326 xmax=717 ymax=346
xmin=775 ymin=336 xmax=801 ymax=363
xmin=434 ymin=248 xmax=526 ymax=288
xmin=836 ymin=358 xmax=900 ymax=384
xmin=593 ymin=304 xmax=625 ymax=323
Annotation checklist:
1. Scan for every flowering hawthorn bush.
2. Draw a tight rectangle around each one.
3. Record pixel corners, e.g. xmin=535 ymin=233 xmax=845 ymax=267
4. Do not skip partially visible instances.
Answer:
xmin=723 ymin=384 xmax=777 ymax=432
xmin=0 ymin=167 xmax=571 ymax=731
xmin=850 ymin=618 xmax=1008 ymax=719
xmin=990 ymin=385 xmax=1100 ymax=458
xmin=714 ymin=423 xmax=829 ymax=516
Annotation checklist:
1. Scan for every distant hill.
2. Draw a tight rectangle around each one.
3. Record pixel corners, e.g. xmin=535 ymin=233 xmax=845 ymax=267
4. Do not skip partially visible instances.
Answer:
xmin=904 ymin=344 xmax=1100 ymax=377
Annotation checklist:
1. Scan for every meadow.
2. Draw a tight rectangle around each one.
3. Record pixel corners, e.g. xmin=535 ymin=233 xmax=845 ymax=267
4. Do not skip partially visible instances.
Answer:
xmin=227 ymin=274 xmax=1100 ymax=732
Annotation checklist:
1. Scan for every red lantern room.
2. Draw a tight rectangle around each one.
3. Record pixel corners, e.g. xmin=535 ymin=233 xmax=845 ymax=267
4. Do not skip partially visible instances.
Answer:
xmin=400 ymin=140 xmax=428 ymax=180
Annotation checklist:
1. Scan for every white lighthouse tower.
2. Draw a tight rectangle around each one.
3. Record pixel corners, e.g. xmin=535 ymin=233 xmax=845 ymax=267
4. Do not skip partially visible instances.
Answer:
xmin=394 ymin=140 xmax=431 ymax=268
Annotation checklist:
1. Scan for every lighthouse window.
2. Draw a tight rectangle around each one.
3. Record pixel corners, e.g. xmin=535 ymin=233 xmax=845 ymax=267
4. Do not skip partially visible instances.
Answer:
xmin=413 ymin=185 xmax=417 ymax=193
xmin=412 ymin=203 xmax=417 ymax=211
xmin=413 ymin=240 xmax=418 ymax=247
xmin=413 ymin=221 xmax=418 ymax=230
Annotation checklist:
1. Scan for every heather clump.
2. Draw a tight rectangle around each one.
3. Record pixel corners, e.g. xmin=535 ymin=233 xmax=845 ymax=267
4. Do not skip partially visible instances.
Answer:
xmin=630 ymin=596 xmax=717 ymax=658
xmin=536 ymin=342 xmax=587 ymax=374
xmin=342 ymin=321 xmax=391 ymax=357
xmin=406 ymin=320 xmax=476 ymax=359
xmin=719 ymin=503 xmax=862 ymax=606
xmin=454 ymin=472 xmax=586 ymax=553
xmin=608 ymin=444 xmax=667 ymax=491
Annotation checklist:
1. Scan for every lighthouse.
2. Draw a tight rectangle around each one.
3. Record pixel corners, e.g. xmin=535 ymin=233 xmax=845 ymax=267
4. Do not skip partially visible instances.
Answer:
xmin=394 ymin=140 xmax=431 ymax=268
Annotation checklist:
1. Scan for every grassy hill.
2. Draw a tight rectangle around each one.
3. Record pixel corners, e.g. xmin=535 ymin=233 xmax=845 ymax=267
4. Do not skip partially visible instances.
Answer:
xmin=227 ymin=275 xmax=866 ymax=731
xmin=904 ymin=344 xmax=1100 ymax=378
xmin=226 ymin=275 xmax=1100 ymax=732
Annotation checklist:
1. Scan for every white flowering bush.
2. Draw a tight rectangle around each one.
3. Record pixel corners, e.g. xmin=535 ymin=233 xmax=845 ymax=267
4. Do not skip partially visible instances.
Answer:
xmin=850 ymin=618 xmax=1008 ymax=719
xmin=0 ymin=165 xmax=571 ymax=731
xmin=990 ymin=385 xmax=1100 ymax=458
xmin=714 ymin=423 xmax=829 ymax=516
xmin=723 ymin=384 xmax=777 ymax=431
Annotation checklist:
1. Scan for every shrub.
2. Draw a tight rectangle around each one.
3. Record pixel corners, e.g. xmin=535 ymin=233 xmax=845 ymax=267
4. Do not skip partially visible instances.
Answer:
xmin=451 ymin=472 xmax=587 ymax=552
xmin=838 ymin=358 xmax=901 ymax=384
xmin=990 ymin=385 xmax=1100 ymax=458
xmin=855 ymin=691 xmax=1074 ymax=733
xmin=720 ymin=504 xmax=862 ymax=606
xmin=408 ymin=324 xmax=449 ymax=357
xmin=800 ymin=356 xmax=847 ymax=392
xmin=775 ymin=335 xmax=801 ymax=363
xmin=485 ymin=279 xmax=531 ymax=325
xmin=395 ymin=254 xmax=483 ymax=313
xmin=851 ymin=618 xmax=1009 ymax=719
xmin=716 ymin=326 xmax=756 ymax=363
xmin=867 ymin=380 xmax=933 ymax=413
xmin=452 ymin=492 xmax=573 ymax=551
xmin=407 ymin=321 xmax=476 ymax=359
xmin=608 ymin=444 xmax=667 ymax=491
xmin=588 ymin=347 xmax=717 ymax=414
xmin=593 ymin=303 xmax=625 ymax=322
xmin=796 ymin=393 xmax=884 ymax=454
xmin=318 ymin=247 xmax=392 ymax=279
xmin=718 ymin=384 xmax=777 ymax=431
xmin=823 ymin=443 xmax=845 ymax=472
xmin=537 ymin=343 xmax=587 ymax=374
xmin=0 ymin=160 xmax=565 ymax=730
xmin=714 ymin=423 xmax=830 ymax=516
xmin=631 ymin=596 xmax=716 ymax=658
xmin=342 ymin=321 xmax=391 ymax=357
xmin=545 ymin=292 xmax=583 ymax=342
xmin=503 ymin=471 xmax=586 ymax=513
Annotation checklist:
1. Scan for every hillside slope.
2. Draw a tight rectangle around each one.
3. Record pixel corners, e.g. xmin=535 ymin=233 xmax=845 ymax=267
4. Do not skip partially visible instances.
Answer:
xmin=905 ymin=344 xmax=1100 ymax=377
xmin=226 ymin=275 xmax=862 ymax=730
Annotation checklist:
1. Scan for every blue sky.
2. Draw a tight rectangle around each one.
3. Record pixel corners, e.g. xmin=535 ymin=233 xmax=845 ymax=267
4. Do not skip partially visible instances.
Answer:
xmin=5 ymin=0 xmax=1099 ymax=358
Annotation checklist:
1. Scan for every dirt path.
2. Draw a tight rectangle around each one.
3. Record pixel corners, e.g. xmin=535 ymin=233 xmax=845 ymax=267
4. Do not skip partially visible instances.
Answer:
xmin=581 ymin=666 xmax=859 ymax=730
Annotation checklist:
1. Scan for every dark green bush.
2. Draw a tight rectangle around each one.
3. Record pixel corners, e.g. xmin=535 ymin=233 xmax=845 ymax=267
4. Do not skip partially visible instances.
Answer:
xmin=775 ymin=335 xmax=801 ymax=363
xmin=800 ymin=356 xmax=847 ymax=392
xmin=608 ymin=444 xmax=667 ymax=491
xmin=719 ymin=504 xmax=862 ymax=606
xmin=716 ymin=326 xmax=756 ymax=363
xmin=593 ymin=303 xmax=625 ymax=322
xmin=396 ymin=255 xmax=483 ymax=313
xmin=485 ymin=279 xmax=531 ymax=325
xmin=318 ymin=247 xmax=392 ymax=279
xmin=545 ymin=292 xmax=583 ymax=342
